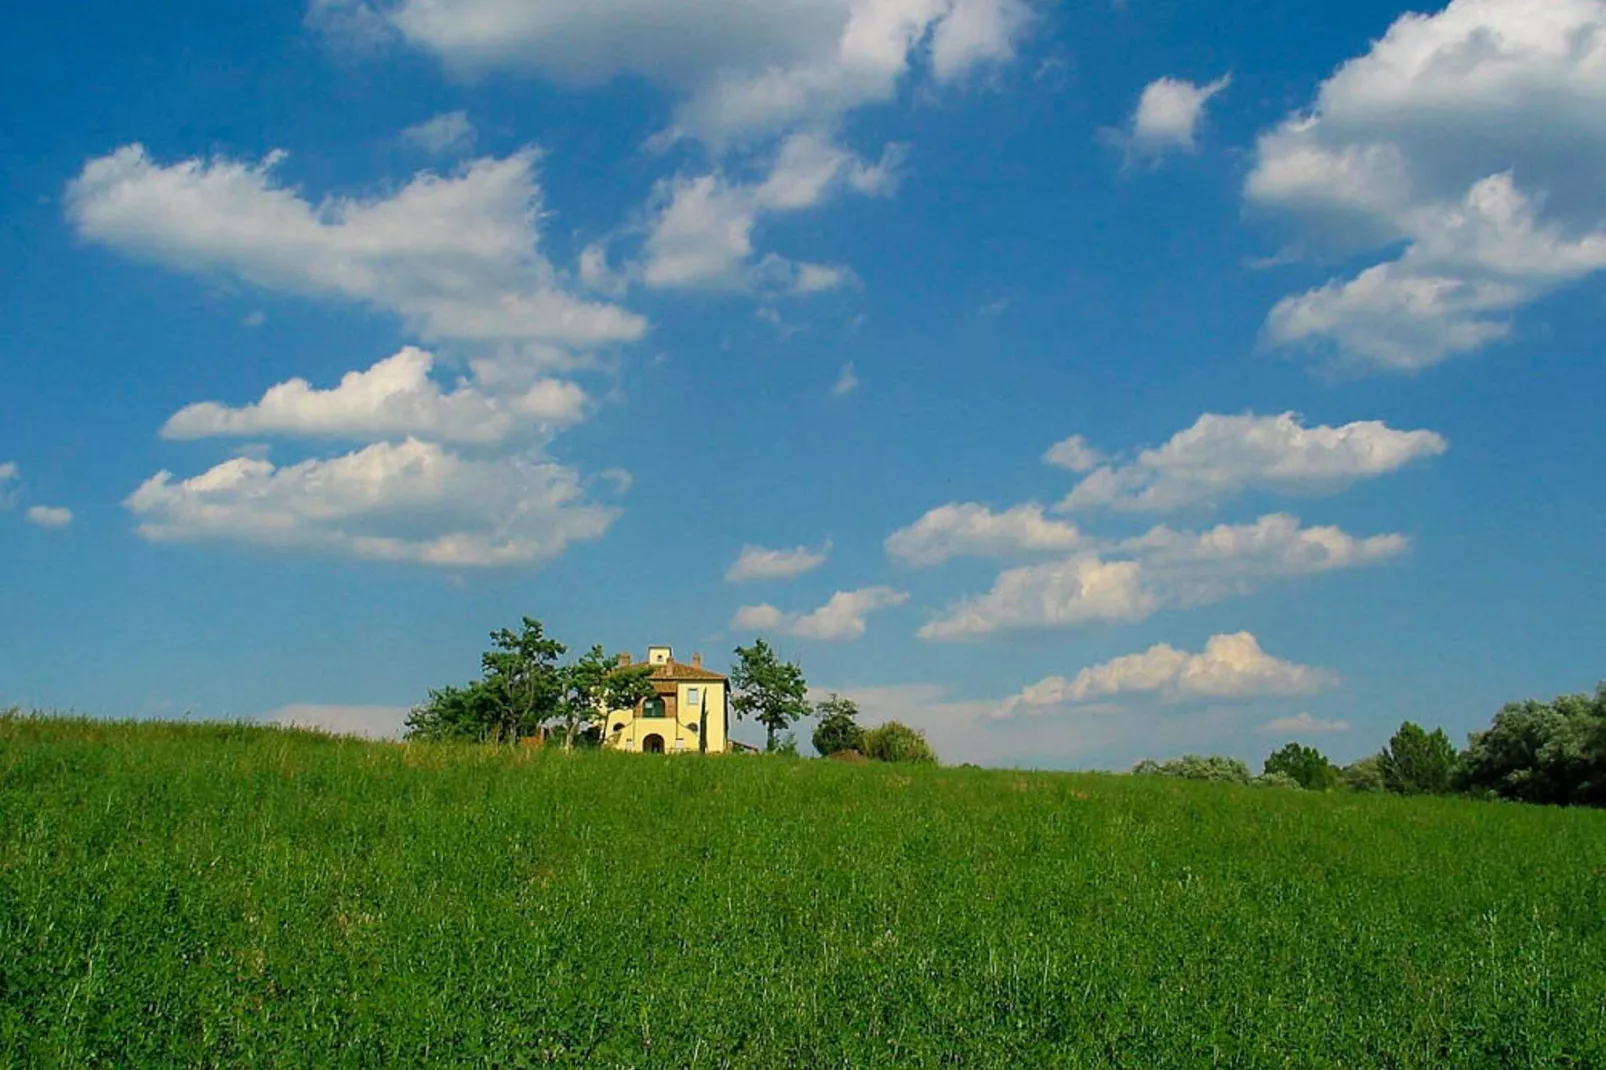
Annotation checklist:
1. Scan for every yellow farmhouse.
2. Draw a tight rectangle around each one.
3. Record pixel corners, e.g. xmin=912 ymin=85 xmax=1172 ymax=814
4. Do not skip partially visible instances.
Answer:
xmin=601 ymin=646 xmax=731 ymax=754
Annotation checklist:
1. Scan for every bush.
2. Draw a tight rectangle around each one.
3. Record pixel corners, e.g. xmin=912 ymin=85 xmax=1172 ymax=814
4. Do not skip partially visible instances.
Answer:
xmin=1132 ymin=755 xmax=1253 ymax=784
xmin=1254 ymin=771 xmax=1301 ymax=789
xmin=1341 ymin=755 xmax=1386 ymax=793
xmin=1456 ymin=685 xmax=1606 ymax=807
xmin=812 ymin=694 xmax=865 ymax=757
xmin=1263 ymin=742 xmax=1340 ymax=791
xmin=861 ymin=722 xmax=938 ymax=764
xmin=1380 ymin=722 xmax=1458 ymax=796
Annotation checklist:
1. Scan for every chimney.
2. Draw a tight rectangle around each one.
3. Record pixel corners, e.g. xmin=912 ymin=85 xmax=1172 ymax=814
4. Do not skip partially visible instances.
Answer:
xmin=692 ymin=652 xmax=702 ymax=668
xmin=617 ymin=652 xmax=632 ymax=667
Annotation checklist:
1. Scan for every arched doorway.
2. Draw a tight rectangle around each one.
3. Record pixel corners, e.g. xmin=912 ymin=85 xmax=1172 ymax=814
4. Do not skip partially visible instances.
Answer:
xmin=642 ymin=734 xmax=665 ymax=754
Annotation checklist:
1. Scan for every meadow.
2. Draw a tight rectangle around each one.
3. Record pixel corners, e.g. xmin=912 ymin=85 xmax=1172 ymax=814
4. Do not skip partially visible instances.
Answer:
xmin=2 ymin=715 xmax=1603 ymax=1067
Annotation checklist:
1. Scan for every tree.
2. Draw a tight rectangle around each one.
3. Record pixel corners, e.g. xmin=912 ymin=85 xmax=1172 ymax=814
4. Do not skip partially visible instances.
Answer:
xmin=1456 ymin=684 xmax=1606 ymax=807
xmin=555 ymin=646 xmax=657 ymax=751
xmin=1263 ymin=742 xmax=1340 ymax=791
xmin=405 ymin=617 xmax=566 ymax=743
xmin=1341 ymin=754 xmax=1386 ymax=793
xmin=1380 ymin=721 xmax=1457 ymax=795
xmin=1131 ymin=755 xmax=1252 ymax=784
xmin=730 ymin=639 xmax=811 ymax=752
xmin=405 ymin=682 xmax=498 ymax=742
xmin=861 ymin=721 xmax=938 ymax=764
xmin=812 ymin=693 xmax=865 ymax=757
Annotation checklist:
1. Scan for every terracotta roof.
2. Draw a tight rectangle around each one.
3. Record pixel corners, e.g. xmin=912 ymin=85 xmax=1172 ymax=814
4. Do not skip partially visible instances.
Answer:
xmin=648 ymin=659 xmax=728 ymax=683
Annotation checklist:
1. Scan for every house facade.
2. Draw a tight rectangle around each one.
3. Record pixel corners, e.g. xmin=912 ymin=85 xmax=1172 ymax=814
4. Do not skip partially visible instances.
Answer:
xmin=601 ymin=645 xmax=730 ymax=754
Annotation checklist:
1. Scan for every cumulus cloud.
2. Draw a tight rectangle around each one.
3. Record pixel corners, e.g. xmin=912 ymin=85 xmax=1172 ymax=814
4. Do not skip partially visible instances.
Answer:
xmin=125 ymin=438 xmax=618 ymax=568
xmin=1124 ymin=74 xmax=1230 ymax=160
xmin=641 ymin=131 xmax=890 ymax=291
xmin=733 ymin=586 xmax=908 ymax=640
xmin=1003 ymin=633 xmax=1336 ymax=717
xmin=349 ymin=0 xmax=1034 ymax=142
xmin=1042 ymin=434 xmax=1103 ymax=473
xmin=920 ymin=513 xmax=1407 ymax=640
xmin=1246 ymin=0 xmax=1606 ymax=371
xmin=268 ymin=704 xmax=411 ymax=740
xmin=25 ymin=506 xmax=74 ymax=529
xmin=886 ymin=502 xmax=1085 ymax=566
xmin=725 ymin=542 xmax=831 ymax=582
xmin=402 ymin=110 xmax=476 ymax=155
xmin=161 ymin=347 xmax=587 ymax=445
xmin=1258 ymin=712 xmax=1351 ymax=736
xmin=65 ymin=144 xmax=645 ymax=351
xmin=1058 ymin=412 xmax=1447 ymax=512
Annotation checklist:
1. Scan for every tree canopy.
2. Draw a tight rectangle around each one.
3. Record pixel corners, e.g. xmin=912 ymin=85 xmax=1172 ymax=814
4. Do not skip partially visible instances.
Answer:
xmin=861 ymin=721 xmax=938 ymax=764
xmin=1456 ymin=684 xmax=1606 ymax=806
xmin=812 ymin=693 xmax=865 ymax=757
xmin=1264 ymin=742 xmax=1340 ymax=791
xmin=1380 ymin=722 xmax=1458 ymax=795
xmin=730 ymin=639 xmax=811 ymax=752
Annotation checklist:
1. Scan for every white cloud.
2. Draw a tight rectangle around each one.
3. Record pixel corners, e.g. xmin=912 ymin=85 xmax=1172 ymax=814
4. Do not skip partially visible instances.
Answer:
xmin=1125 ymin=74 xmax=1230 ymax=159
xmin=161 ymin=346 xmax=587 ymax=445
xmin=402 ymin=110 xmax=477 ymax=155
xmin=1004 ymin=632 xmax=1336 ymax=716
xmin=921 ymin=513 xmax=1407 ymax=640
xmin=886 ymin=502 xmax=1085 ymax=566
xmin=641 ymin=131 xmax=891 ymax=292
xmin=1258 ymin=712 xmax=1351 ymax=736
xmin=733 ymin=586 xmax=908 ymax=640
xmin=268 ymin=703 xmax=411 ymax=740
xmin=918 ymin=555 xmax=1153 ymax=639
xmin=832 ymin=362 xmax=861 ymax=396
xmin=1059 ymin=412 xmax=1447 ymax=512
xmin=1246 ymin=0 xmax=1606 ymax=371
xmin=125 ymin=438 xmax=617 ymax=568
xmin=66 ymin=144 xmax=645 ymax=351
xmin=1042 ymin=434 xmax=1103 ymax=473
xmin=25 ymin=506 xmax=74 ymax=529
xmin=0 ymin=463 xmax=17 ymax=508
xmin=358 ymin=0 xmax=1034 ymax=142
xmin=725 ymin=542 xmax=830 ymax=582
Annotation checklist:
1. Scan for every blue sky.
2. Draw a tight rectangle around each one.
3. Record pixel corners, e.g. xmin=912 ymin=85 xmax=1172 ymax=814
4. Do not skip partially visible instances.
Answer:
xmin=3 ymin=0 xmax=1604 ymax=768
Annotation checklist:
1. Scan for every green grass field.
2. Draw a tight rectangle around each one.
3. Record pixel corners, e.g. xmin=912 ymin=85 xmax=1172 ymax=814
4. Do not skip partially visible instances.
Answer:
xmin=2 ymin=716 xmax=1603 ymax=1067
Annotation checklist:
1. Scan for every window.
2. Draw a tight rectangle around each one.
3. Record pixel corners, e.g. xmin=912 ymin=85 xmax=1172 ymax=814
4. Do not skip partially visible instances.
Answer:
xmin=643 ymin=696 xmax=666 ymax=719
xmin=686 ymin=688 xmax=700 ymax=706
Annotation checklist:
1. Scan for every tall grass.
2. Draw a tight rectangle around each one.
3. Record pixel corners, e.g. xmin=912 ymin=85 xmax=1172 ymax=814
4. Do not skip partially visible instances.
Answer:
xmin=2 ymin=715 xmax=1603 ymax=1066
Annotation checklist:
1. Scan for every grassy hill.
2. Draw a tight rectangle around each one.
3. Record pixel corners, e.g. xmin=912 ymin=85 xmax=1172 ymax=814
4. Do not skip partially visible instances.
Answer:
xmin=3 ymin=716 xmax=1603 ymax=1067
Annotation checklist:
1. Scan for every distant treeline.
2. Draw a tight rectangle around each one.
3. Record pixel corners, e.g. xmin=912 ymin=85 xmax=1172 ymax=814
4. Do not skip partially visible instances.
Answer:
xmin=1140 ymin=683 xmax=1606 ymax=808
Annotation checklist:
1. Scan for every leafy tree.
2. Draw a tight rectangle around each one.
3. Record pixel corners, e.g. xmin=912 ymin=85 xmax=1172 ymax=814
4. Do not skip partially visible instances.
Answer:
xmin=406 ymin=683 xmax=498 ymax=742
xmin=1456 ymin=684 xmax=1606 ymax=807
xmin=406 ymin=617 xmax=566 ymax=742
xmin=1263 ymin=742 xmax=1340 ymax=791
xmin=1254 ymin=771 xmax=1301 ymax=789
xmin=861 ymin=721 xmax=938 ymax=764
xmin=1132 ymin=755 xmax=1253 ymax=784
xmin=1380 ymin=721 xmax=1457 ymax=795
xmin=1341 ymin=754 xmax=1387 ymax=793
xmin=730 ymin=639 xmax=811 ymax=752
xmin=555 ymin=646 xmax=657 ymax=751
xmin=812 ymin=693 xmax=865 ymax=757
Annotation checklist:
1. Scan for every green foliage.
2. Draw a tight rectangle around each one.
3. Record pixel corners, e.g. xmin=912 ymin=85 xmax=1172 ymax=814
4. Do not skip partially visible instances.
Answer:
xmin=1264 ymin=742 xmax=1341 ymax=791
xmin=812 ymin=693 xmax=865 ymax=757
xmin=730 ymin=638 xmax=811 ymax=752
xmin=861 ymin=721 xmax=938 ymax=764
xmin=1253 ymin=771 xmax=1301 ymax=789
xmin=1457 ymin=684 xmax=1606 ymax=807
xmin=1132 ymin=754 xmax=1253 ymax=784
xmin=4 ymin=716 xmax=1605 ymax=1066
xmin=407 ymin=617 xmax=567 ymax=742
xmin=1381 ymin=722 xmax=1458 ymax=796
xmin=1342 ymin=754 xmax=1387 ymax=793
xmin=771 ymin=732 xmax=801 ymax=758
xmin=553 ymin=646 xmax=656 ymax=750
